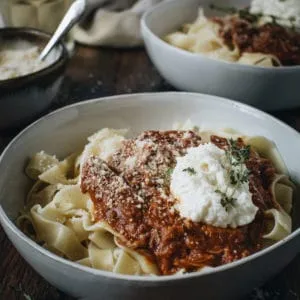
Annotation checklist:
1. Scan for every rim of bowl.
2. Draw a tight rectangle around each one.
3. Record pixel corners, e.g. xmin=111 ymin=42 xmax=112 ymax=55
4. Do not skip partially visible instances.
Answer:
xmin=0 ymin=92 xmax=300 ymax=282
xmin=0 ymin=27 xmax=69 ymax=87
xmin=141 ymin=0 xmax=300 ymax=72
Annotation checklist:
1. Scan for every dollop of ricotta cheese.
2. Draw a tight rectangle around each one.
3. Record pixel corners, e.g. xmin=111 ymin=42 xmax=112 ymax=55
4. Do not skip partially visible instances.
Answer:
xmin=250 ymin=0 xmax=300 ymax=28
xmin=170 ymin=143 xmax=258 ymax=228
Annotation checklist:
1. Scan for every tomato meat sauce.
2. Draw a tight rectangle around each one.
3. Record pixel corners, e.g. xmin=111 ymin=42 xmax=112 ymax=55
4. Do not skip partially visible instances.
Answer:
xmin=212 ymin=15 xmax=300 ymax=66
xmin=81 ymin=131 xmax=276 ymax=275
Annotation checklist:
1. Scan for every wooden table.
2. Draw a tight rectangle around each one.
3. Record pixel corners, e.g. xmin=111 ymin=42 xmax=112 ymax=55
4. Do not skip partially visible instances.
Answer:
xmin=1 ymin=45 xmax=300 ymax=300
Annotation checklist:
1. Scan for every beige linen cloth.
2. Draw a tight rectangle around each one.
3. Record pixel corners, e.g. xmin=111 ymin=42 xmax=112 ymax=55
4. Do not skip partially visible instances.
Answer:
xmin=72 ymin=0 xmax=165 ymax=47
xmin=0 ymin=0 xmax=167 ymax=47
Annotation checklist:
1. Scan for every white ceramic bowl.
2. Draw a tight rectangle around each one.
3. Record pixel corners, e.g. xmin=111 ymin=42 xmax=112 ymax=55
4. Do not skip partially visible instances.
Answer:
xmin=0 ymin=92 xmax=300 ymax=300
xmin=141 ymin=0 xmax=300 ymax=111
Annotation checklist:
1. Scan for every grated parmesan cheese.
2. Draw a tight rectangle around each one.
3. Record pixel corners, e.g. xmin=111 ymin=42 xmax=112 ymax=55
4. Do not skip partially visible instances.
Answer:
xmin=0 ymin=40 xmax=53 ymax=80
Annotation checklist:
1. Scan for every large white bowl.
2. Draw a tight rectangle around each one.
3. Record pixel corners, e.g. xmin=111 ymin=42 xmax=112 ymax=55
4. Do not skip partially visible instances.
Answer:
xmin=141 ymin=0 xmax=300 ymax=111
xmin=0 ymin=92 xmax=300 ymax=300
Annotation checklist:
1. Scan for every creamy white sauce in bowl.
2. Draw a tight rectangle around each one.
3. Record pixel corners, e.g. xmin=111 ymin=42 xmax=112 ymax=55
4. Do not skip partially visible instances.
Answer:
xmin=0 ymin=40 xmax=60 ymax=81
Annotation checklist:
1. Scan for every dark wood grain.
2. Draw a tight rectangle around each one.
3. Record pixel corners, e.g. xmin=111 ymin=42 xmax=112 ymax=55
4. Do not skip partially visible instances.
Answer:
xmin=1 ymin=45 xmax=300 ymax=300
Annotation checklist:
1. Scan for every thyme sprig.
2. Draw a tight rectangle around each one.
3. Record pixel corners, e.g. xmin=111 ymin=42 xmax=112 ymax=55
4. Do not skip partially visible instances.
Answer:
xmin=164 ymin=167 xmax=174 ymax=186
xmin=209 ymin=3 xmax=298 ymax=30
xmin=226 ymin=139 xmax=250 ymax=185
xmin=183 ymin=167 xmax=197 ymax=175
xmin=166 ymin=167 xmax=174 ymax=177
xmin=215 ymin=189 xmax=237 ymax=212
xmin=216 ymin=139 xmax=251 ymax=211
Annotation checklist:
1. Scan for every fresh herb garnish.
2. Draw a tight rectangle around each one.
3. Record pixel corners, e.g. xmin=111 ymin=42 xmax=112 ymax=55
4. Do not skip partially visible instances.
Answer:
xmin=166 ymin=168 xmax=174 ymax=177
xmin=226 ymin=138 xmax=250 ymax=165
xmin=216 ymin=139 xmax=251 ymax=211
xmin=183 ymin=167 xmax=197 ymax=175
xmin=215 ymin=189 xmax=237 ymax=211
xmin=164 ymin=167 xmax=174 ymax=186
xmin=227 ymin=139 xmax=251 ymax=182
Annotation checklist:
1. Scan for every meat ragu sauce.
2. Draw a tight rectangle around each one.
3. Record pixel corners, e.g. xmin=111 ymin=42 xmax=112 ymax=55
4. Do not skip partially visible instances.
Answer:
xmin=212 ymin=15 xmax=300 ymax=66
xmin=81 ymin=131 xmax=276 ymax=275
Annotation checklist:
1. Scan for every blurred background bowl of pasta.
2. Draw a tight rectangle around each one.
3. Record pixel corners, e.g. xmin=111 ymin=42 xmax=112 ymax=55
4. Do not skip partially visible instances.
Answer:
xmin=141 ymin=0 xmax=300 ymax=111
xmin=0 ymin=92 xmax=300 ymax=300
xmin=0 ymin=27 xmax=68 ymax=131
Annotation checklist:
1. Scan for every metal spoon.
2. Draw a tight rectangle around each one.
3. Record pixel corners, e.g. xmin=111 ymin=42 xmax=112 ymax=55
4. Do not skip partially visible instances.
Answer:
xmin=39 ymin=0 xmax=86 ymax=61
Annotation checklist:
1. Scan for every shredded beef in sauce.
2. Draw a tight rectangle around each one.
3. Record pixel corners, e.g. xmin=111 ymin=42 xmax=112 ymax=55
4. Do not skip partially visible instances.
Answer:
xmin=81 ymin=131 xmax=276 ymax=275
xmin=212 ymin=15 xmax=300 ymax=66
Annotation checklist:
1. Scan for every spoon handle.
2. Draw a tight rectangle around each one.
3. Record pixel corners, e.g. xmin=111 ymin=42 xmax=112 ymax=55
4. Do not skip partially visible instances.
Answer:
xmin=39 ymin=0 xmax=86 ymax=61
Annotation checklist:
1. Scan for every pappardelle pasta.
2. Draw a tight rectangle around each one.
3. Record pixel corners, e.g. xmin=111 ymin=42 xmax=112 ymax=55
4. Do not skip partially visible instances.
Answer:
xmin=165 ymin=6 xmax=300 ymax=67
xmin=18 ymin=124 xmax=294 ymax=276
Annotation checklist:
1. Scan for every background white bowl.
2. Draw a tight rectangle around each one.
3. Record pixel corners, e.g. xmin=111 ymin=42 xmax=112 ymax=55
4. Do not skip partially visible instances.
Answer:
xmin=0 ymin=92 xmax=300 ymax=300
xmin=141 ymin=0 xmax=300 ymax=111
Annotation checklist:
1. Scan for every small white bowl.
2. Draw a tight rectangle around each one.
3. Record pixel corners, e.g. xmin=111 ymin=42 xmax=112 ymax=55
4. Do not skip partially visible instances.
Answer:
xmin=0 ymin=92 xmax=300 ymax=300
xmin=141 ymin=0 xmax=300 ymax=111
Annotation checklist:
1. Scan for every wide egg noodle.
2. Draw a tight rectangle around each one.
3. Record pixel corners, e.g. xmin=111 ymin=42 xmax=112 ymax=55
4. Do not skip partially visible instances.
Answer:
xmin=88 ymin=242 xmax=115 ymax=271
xmin=84 ymin=221 xmax=149 ymax=275
xmin=263 ymin=208 xmax=292 ymax=241
xmin=203 ymin=47 xmax=239 ymax=63
xmin=82 ymin=222 xmax=145 ymax=275
xmin=16 ymin=212 xmax=36 ymax=240
xmin=262 ymin=174 xmax=294 ymax=241
xmin=80 ymin=128 xmax=128 ymax=171
xmin=113 ymin=248 xmax=142 ymax=275
xmin=26 ymin=181 xmax=60 ymax=210
xmin=238 ymin=52 xmax=281 ymax=67
xmin=165 ymin=9 xmax=281 ymax=66
xmin=65 ymin=214 xmax=90 ymax=242
xmin=245 ymin=136 xmax=289 ymax=175
xmin=271 ymin=175 xmax=294 ymax=214
xmin=30 ymin=204 xmax=88 ymax=261
xmin=77 ymin=257 xmax=92 ymax=268
xmin=164 ymin=32 xmax=195 ymax=51
xmin=25 ymin=151 xmax=59 ymax=180
xmin=89 ymin=230 xmax=116 ymax=249
xmin=114 ymin=237 xmax=159 ymax=275
xmin=245 ymin=137 xmax=293 ymax=241
xmin=27 ymin=184 xmax=90 ymax=260
xmin=39 ymin=153 xmax=79 ymax=185
xmin=74 ymin=152 xmax=83 ymax=178
xmin=51 ymin=184 xmax=90 ymax=212
xmin=165 ymin=9 xmax=239 ymax=62
xmin=46 ymin=185 xmax=91 ymax=242
xmin=30 ymin=184 xmax=89 ymax=224
xmin=42 ymin=243 xmax=65 ymax=257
